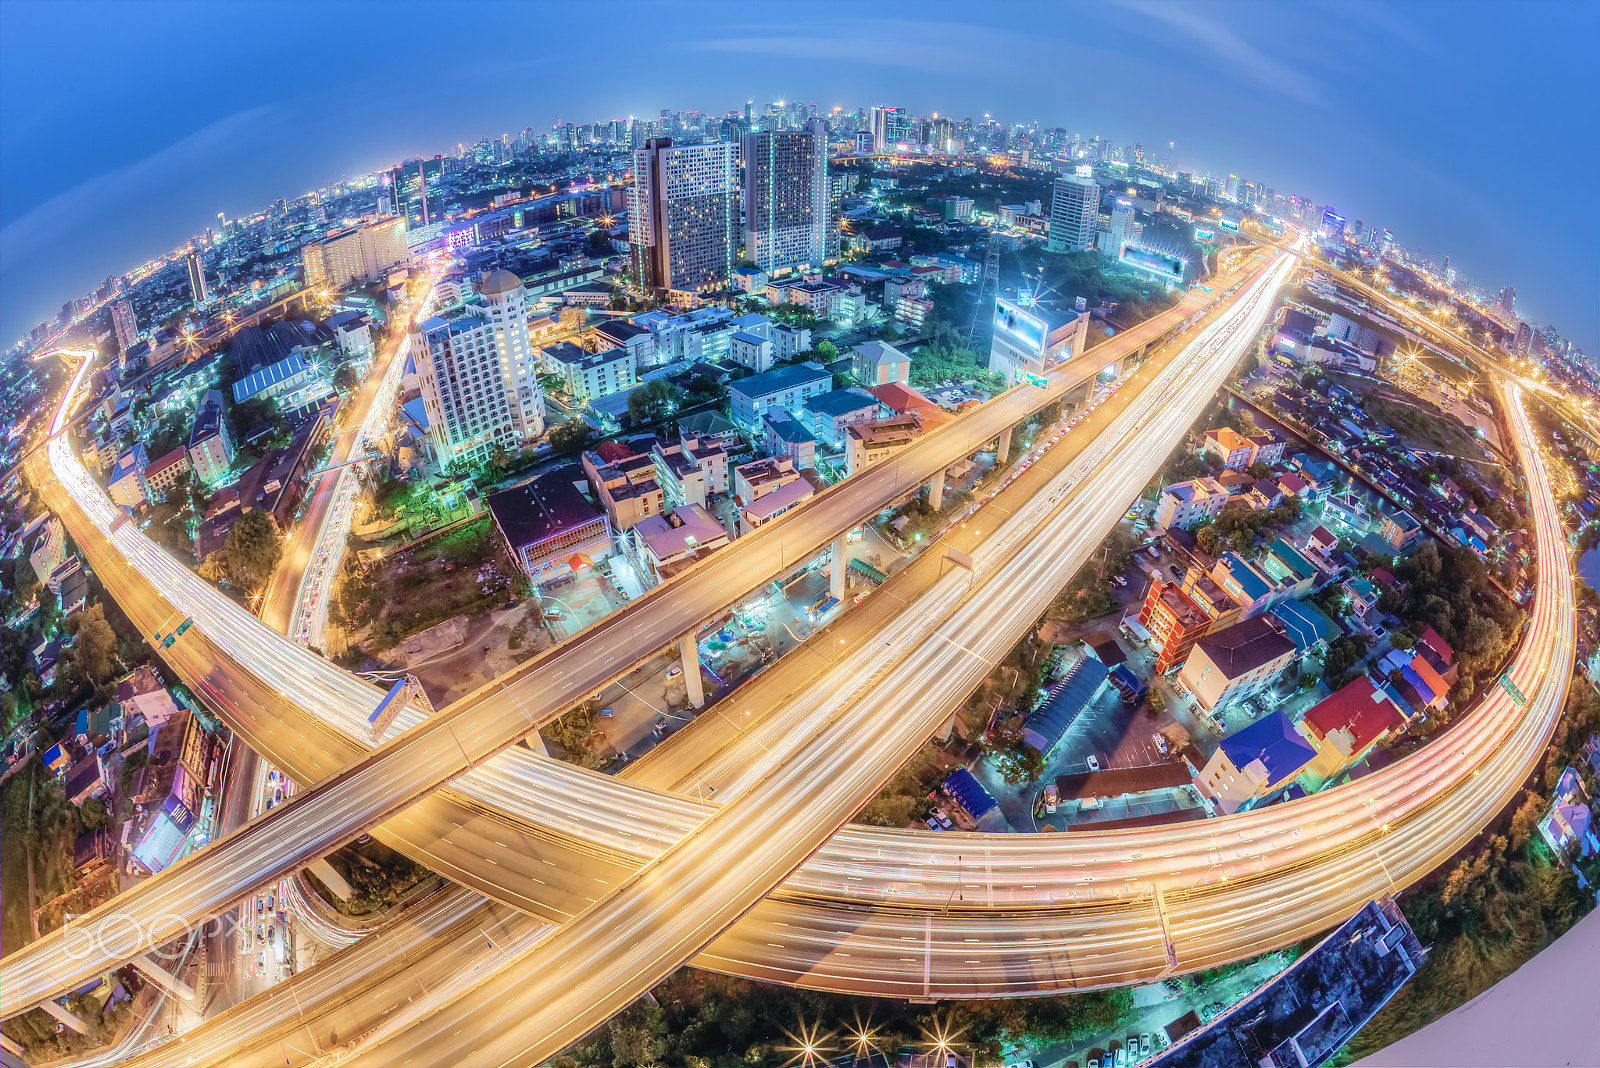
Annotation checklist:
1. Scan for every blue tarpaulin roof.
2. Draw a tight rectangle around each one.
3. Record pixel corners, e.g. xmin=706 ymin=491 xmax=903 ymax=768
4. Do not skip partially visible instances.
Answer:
xmin=233 ymin=353 xmax=315 ymax=403
xmin=942 ymin=767 xmax=997 ymax=818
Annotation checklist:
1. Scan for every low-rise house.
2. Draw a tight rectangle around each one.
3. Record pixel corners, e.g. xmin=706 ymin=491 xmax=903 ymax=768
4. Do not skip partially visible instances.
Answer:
xmin=1154 ymin=477 xmax=1232 ymax=530
xmin=630 ymin=504 xmax=728 ymax=583
xmin=803 ymin=388 xmax=879 ymax=447
xmin=1295 ymin=676 xmax=1408 ymax=790
xmin=1203 ymin=427 xmax=1257 ymax=470
xmin=729 ymin=364 xmax=832 ymax=430
xmin=845 ymin=415 xmax=926 ymax=477
xmin=1195 ymin=711 xmax=1317 ymax=814
xmin=1268 ymin=597 xmax=1342 ymax=655
xmin=581 ymin=447 xmax=663 ymax=532
xmin=763 ymin=412 xmax=816 ymax=470
xmin=1379 ymin=508 xmax=1424 ymax=550
xmin=1177 ymin=615 xmax=1297 ymax=714
xmin=487 ymin=467 xmax=611 ymax=581
xmin=852 ymin=340 xmax=911 ymax=387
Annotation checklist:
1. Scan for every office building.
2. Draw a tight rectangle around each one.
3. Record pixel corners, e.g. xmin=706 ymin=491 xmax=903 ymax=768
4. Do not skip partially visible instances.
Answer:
xmin=742 ymin=121 xmax=836 ymax=275
xmin=187 ymin=391 xmax=233 ymax=486
xmin=186 ymin=251 xmax=208 ymax=304
xmin=869 ymin=106 xmax=908 ymax=153
xmin=110 ymin=299 xmax=138 ymax=355
xmin=300 ymin=215 xmax=410 ymax=292
xmin=987 ymin=297 xmax=1089 ymax=380
xmin=629 ymin=138 xmax=739 ymax=295
xmin=1046 ymin=174 xmax=1099 ymax=253
xmin=413 ymin=270 xmax=544 ymax=467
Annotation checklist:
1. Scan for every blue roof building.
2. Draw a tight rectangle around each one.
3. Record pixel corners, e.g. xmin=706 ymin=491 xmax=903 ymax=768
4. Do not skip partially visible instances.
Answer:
xmin=1022 ymin=654 xmax=1110 ymax=759
xmin=1198 ymin=711 xmax=1317 ymax=813
xmin=1269 ymin=598 xmax=1342 ymax=653
xmin=942 ymin=768 xmax=997 ymax=820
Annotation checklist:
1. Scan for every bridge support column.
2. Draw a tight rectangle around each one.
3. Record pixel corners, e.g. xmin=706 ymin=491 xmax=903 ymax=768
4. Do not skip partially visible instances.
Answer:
xmin=130 ymin=952 xmax=197 ymax=1001
xmin=1 ymin=1031 xmax=25 ymax=1057
xmin=307 ymin=856 xmax=354 ymax=900
xmin=927 ymin=469 xmax=945 ymax=512
xmin=523 ymin=729 xmax=551 ymax=756
xmin=37 ymin=998 xmax=88 ymax=1034
xmin=679 ymin=635 xmax=705 ymax=708
xmin=830 ymin=535 xmax=846 ymax=600
xmin=995 ymin=428 xmax=1012 ymax=465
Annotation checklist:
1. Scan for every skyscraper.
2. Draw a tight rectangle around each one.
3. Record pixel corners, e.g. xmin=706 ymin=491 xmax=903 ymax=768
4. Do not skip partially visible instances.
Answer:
xmin=110 ymin=299 xmax=138 ymax=355
xmin=1497 ymin=286 xmax=1517 ymax=315
xmin=1047 ymin=174 xmax=1100 ymax=253
xmin=186 ymin=251 xmax=208 ymax=304
xmin=869 ymin=106 xmax=906 ymax=153
xmin=629 ymin=138 xmax=739 ymax=295
xmin=413 ymin=270 xmax=544 ymax=467
xmin=742 ymin=120 xmax=836 ymax=275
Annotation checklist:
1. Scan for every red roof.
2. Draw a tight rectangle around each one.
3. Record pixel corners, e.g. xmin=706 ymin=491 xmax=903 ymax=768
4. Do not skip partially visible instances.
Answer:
xmin=866 ymin=383 xmax=949 ymax=428
xmin=594 ymin=440 xmax=635 ymax=463
xmin=145 ymin=447 xmax=189 ymax=476
xmin=1409 ymin=655 xmax=1449 ymax=702
xmin=1418 ymin=625 xmax=1454 ymax=665
xmin=1301 ymin=676 xmax=1406 ymax=751
xmin=1309 ymin=525 xmax=1337 ymax=546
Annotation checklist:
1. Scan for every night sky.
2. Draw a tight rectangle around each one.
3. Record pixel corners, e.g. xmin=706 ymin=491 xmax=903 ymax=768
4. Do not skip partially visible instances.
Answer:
xmin=2 ymin=0 xmax=1595 ymax=352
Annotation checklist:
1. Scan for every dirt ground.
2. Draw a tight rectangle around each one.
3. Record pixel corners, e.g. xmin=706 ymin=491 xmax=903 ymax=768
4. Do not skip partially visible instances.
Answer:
xmin=383 ymin=602 xmax=553 ymax=708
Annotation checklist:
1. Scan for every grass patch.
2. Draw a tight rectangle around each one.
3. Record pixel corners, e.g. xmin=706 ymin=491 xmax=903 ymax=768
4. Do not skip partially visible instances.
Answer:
xmin=1364 ymin=395 xmax=1484 ymax=457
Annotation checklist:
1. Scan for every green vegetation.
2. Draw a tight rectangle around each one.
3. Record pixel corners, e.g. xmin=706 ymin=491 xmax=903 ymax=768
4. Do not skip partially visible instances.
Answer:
xmin=1047 ymin=529 xmax=1137 ymax=626
xmin=1337 ymin=683 xmax=1599 ymax=1063
xmin=1387 ymin=540 xmax=1523 ymax=710
xmin=910 ymin=336 xmax=1006 ymax=392
xmin=549 ymin=416 xmax=595 ymax=457
xmin=1365 ymin=395 xmax=1484 ymax=458
xmin=309 ymin=835 xmax=433 ymax=917
xmin=63 ymin=603 xmax=120 ymax=691
xmin=552 ymin=967 xmax=1130 ymax=1068
xmin=627 ymin=378 xmax=684 ymax=426
xmin=541 ymin=699 xmax=605 ymax=768
xmin=1193 ymin=497 xmax=1303 ymax=556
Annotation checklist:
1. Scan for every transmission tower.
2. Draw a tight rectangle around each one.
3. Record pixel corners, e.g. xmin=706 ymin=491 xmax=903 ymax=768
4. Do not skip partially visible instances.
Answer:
xmin=966 ymin=238 xmax=1001 ymax=342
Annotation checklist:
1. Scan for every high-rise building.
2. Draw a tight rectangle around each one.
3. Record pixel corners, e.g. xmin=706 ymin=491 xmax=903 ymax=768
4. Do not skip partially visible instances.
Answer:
xmin=186 ymin=251 xmax=208 ymax=304
xmin=110 ymin=299 xmax=138 ymax=355
xmin=413 ymin=270 xmax=545 ymax=467
xmin=1047 ymin=174 xmax=1100 ymax=253
xmin=1497 ymin=286 xmax=1517 ymax=315
xmin=742 ymin=121 xmax=836 ymax=275
xmin=629 ymin=138 xmax=739 ymax=295
xmin=869 ymin=106 xmax=907 ymax=153
xmin=300 ymin=216 xmax=410 ymax=292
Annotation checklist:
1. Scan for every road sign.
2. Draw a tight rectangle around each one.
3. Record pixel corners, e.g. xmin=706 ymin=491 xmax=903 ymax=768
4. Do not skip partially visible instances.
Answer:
xmin=1012 ymin=370 xmax=1049 ymax=389
xmin=1497 ymin=674 xmax=1526 ymax=706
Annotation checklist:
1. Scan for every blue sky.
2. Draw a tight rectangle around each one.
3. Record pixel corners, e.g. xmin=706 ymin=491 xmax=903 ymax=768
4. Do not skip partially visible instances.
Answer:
xmin=2 ymin=0 xmax=1595 ymax=352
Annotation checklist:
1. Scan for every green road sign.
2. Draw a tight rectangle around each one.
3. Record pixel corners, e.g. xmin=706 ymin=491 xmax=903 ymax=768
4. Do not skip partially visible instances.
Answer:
xmin=1497 ymin=674 xmax=1526 ymax=706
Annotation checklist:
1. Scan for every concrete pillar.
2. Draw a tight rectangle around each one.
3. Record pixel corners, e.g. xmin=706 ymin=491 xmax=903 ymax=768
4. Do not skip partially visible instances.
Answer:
xmin=130 ymin=953 xmax=197 ymax=1001
xmin=2 ymin=1030 xmax=26 ymax=1057
xmin=523 ymin=729 xmax=551 ymax=756
xmin=995 ymin=429 xmax=1012 ymax=465
xmin=307 ymin=856 xmax=354 ymax=900
xmin=37 ymin=998 xmax=88 ymax=1034
xmin=678 ymin=635 xmax=705 ymax=708
xmin=830 ymin=535 xmax=846 ymax=600
xmin=927 ymin=469 xmax=945 ymax=512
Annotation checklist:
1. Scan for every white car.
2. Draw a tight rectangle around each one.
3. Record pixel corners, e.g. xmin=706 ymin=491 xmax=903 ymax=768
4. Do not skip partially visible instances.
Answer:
xmin=666 ymin=665 xmax=682 ymax=679
xmin=1087 ymin=755 xmax=1101 ymax=772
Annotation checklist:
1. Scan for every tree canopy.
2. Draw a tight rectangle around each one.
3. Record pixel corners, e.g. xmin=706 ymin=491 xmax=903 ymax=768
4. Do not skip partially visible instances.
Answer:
xmin=223 ymin=509 xmax=283 ymax=593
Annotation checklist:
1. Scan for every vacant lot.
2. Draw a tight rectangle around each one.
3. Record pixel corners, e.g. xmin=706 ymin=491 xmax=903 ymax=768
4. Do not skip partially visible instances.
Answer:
xmin=1366 ymin=395 xmax=1485 ymax=457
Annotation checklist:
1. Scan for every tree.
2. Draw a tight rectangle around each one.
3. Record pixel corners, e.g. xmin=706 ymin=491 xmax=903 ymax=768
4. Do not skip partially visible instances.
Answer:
xmin=988 ymin=718 xmax=1045 ymax=785
xmin=66 ymin=604 xmax=118 ymax=686
xmin=816 ymin=339 xmax=837 ymax=358
xmin=1147 ymin=688 xmax=1167 ymax=716
xmin=543 ymin=699 xmax=601 ymax=766
xmin=487 ymin=441 xmax=512 ymax=477
xmin=547 ymin=416 xmax=594 ymax=457
xmin=627 ymin=378 xmax=684 ymax=426
xmin=1194 ymin=525 xmax=1221 ymax=556
xmin=1248 ymin=461 xmax=1271 ymax=480
xmin=224 ymin=509 xmax=283 ymax=593
xmin=79 ymin=797 xmax=110 ymax=830
xmin=588 ymin=228 xmax=612 ymax=252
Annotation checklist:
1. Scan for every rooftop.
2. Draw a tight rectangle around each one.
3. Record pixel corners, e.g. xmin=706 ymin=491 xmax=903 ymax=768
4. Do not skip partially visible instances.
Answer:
xmin=1300 ymin=676 xmax=1406 ymax=752
xmin=1218 ymin=710 xmax=1317 ymax=784
xmin=1192 ymin=615 xmax=1295 ymax=678
xmin=487 ymin=467 xmax=604 ymax=551
xmin=803 ymin=388 xmax=878 ymax=419
xmin=729 ymin=363 xmax=831 ymax=399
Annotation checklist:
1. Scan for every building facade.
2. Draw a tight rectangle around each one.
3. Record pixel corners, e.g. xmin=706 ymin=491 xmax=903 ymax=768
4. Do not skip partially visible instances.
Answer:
xmin=300 ymin=215 xmax=410 ymax=292
xmin=629 ymin=138 xmax=739 ymax=295
xmin=742 ymin=122 xmax=836 ymax=275
xmin=413 ymin=270 xmax=545 ymax=467
xmin=1046 ymin=174 xmax=1099 ymax=253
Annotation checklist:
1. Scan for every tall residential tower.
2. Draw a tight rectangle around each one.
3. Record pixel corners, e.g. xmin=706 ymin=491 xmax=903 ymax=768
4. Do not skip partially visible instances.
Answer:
xmin=1047 ymin=174 xmax=1100 ymax=253
xmin=629 ymin=138 xmax=739 ymax=296
xmin=741 ymin=120 xmax=837 ymax=275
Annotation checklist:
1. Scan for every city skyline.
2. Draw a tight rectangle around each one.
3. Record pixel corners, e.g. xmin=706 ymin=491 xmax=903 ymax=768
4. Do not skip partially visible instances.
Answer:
xmin=1 ymin=1 xmax=1596 ymax=353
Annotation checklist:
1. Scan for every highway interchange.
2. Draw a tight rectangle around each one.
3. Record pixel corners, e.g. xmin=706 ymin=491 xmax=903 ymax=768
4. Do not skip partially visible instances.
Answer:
xmin=4 ymin=238 xmax=1579 ymax=1066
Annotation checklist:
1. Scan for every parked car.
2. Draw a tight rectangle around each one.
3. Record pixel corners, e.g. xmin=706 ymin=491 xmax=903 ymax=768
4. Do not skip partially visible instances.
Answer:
xmin=1141 ymin=1034 xmax=1152 ymax=1056
xmin=1006 ymin=1061 xmax=1037 ymax=1068
xmin=926 ymin=817 xmax=941 ymax=830
xmin=1086 ymin=755 xmax=1101 ymax=772
xmin=935 ymin=810 xmax=953 ymax=829
xmin=1043 ymin=784 xmax=1059 ymax=813
xmin=1112 ymin=574 xmax=1128 ymax=587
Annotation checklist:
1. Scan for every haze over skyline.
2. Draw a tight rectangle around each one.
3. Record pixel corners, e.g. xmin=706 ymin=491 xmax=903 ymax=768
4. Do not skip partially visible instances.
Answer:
xmin=1 ymin=0 xmax=1595 ymax=352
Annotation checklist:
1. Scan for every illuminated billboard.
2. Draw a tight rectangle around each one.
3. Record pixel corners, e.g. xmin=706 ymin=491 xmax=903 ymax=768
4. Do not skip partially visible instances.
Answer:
xmin=1219 ymin=216 xmax=1240 ymax=232
xmin=1194 ymin=227 xmax=1216 ymax=241
xmin=1118 ymin=244 xmax=1186 ymax=283
xmin=993 ymin=299 xmax=1047 ymax=354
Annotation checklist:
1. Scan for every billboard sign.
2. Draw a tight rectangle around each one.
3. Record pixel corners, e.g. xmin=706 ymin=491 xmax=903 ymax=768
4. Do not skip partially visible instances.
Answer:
xmin=1194 ymin=227 xmax=1216 ymax=241
xmin=1219 ymin=216 xmax=1240 ymax=232
xmin=1118 ymin=244 xmax=1186 ymax=283
xmin=994 ymin=299 xmax=1047 ymax=355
